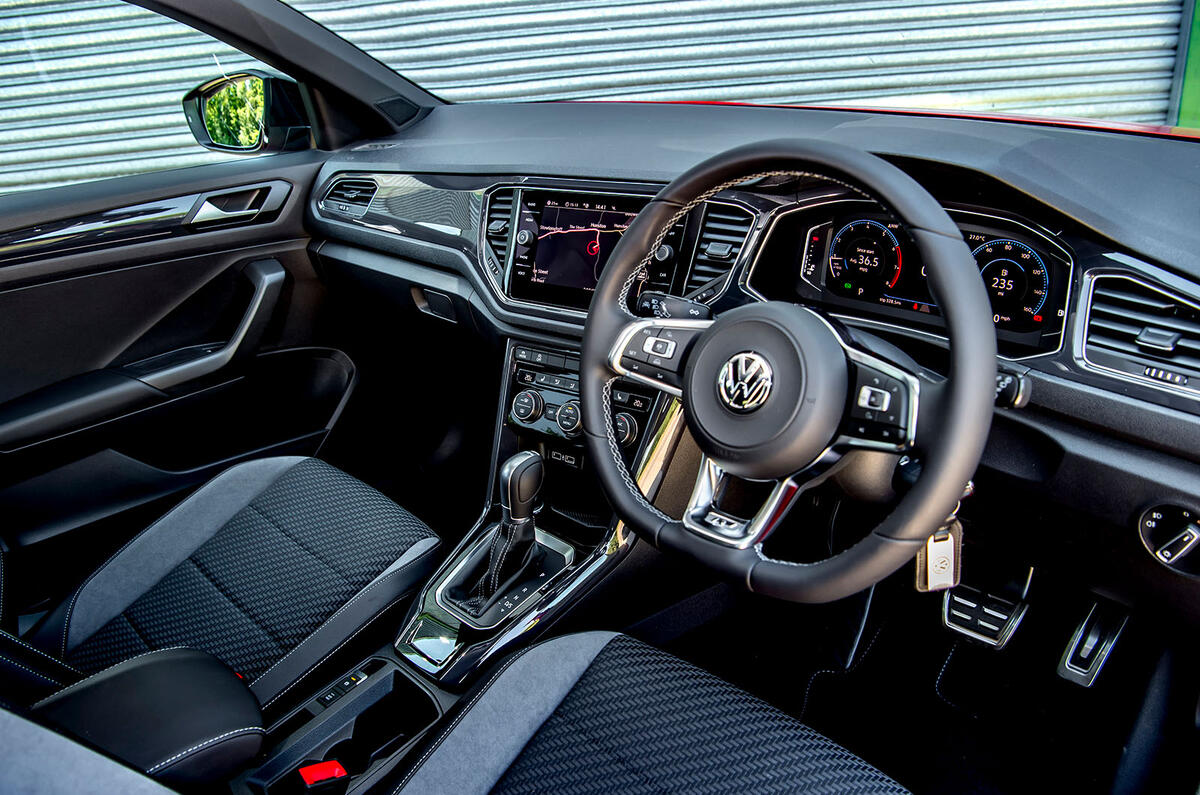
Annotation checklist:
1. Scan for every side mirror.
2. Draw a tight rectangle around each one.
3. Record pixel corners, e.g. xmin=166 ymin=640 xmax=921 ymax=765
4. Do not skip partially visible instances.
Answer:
xmin=183 ymin=71 xmax=312 ymax=154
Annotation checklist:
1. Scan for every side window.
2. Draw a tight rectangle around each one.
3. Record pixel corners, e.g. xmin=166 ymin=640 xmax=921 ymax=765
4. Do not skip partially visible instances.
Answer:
xmin=0 ymin=0 xmax=272 ymax=195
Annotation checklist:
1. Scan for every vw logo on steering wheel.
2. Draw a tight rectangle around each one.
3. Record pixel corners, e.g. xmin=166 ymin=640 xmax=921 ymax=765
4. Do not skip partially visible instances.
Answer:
xmin=717 ymin=352 xmax=774 ymax=413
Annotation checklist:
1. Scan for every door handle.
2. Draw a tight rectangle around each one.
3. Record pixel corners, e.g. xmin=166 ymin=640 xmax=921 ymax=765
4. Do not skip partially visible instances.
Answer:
xmin=191 ymin=199 xmax=260 ymax=225
xmin=140 ymin=259 xmax=285 ymax=390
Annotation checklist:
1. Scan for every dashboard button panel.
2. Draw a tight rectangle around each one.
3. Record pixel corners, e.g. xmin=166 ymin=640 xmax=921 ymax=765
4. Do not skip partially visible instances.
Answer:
xmin=507 ymin=343 xmax=655 ymax=451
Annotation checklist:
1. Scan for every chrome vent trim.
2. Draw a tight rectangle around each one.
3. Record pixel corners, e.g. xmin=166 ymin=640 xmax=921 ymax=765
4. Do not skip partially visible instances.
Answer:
xmin=1081 ymin=272 xmax=1200 ymax=398
xmin=483 ymin=188 xmax=515 ymax=273
xmin=320 ymin=178 xmax=378 ymax=218
xmin=686 ymin=204 xmax=755 ymax=295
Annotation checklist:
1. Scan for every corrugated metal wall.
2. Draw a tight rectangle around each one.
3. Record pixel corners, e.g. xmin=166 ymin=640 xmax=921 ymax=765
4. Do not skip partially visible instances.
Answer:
xmin=0 ymin=0 xmax=1187 ymax=194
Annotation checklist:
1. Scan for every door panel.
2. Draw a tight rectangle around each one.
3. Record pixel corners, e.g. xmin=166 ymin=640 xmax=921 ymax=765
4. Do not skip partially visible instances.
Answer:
xmin=0 ymin=154 xmax=336 ymax=615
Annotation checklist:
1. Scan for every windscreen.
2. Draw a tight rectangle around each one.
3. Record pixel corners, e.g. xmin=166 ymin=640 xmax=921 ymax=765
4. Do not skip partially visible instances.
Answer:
xmin=283 ymin=0 xmax=1200 ymax=134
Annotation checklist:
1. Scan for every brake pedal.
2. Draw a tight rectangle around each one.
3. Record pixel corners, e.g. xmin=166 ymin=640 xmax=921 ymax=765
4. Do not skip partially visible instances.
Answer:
xmin=942 ymin=585 xmax=1028 ymax=649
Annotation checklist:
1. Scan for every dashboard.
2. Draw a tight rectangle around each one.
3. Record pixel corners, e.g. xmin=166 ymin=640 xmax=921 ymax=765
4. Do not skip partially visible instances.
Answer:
xmin=305 ymin=100 xmax=1200 ymax=628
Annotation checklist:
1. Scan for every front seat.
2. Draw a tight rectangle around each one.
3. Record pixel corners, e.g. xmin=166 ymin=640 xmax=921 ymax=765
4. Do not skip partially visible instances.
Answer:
xmin=393 ymin=631 xmax=907 ymax=795
xmin=21 ymin=456 xmax=440 ymax=709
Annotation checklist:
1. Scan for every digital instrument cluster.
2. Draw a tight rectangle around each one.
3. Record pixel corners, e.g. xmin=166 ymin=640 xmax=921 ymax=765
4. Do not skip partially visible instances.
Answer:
xmin=750 ymin=204 xmax=1073 ymax=358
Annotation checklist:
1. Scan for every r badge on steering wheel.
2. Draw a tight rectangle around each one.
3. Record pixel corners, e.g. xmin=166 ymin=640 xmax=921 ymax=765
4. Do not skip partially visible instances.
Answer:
xmin=717 ymin=351 xmax=773 ymax=413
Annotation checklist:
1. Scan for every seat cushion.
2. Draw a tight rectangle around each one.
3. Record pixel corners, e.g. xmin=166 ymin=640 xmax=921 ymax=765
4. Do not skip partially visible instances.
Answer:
xmin=31 ymin=457 xmax=439 ymax=706
xmin=395 ymin=632 xmax=907 ymax=795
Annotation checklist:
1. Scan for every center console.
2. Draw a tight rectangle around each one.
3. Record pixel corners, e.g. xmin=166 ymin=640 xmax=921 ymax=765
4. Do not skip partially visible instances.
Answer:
xmin=392 ymin=338 xmax=675 ymax=684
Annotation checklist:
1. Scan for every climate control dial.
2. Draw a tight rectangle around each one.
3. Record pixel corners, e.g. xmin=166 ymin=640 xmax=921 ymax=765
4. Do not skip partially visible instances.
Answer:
xmin=512 ymin=389 xmax=544 ymax=423
xmin=557 ymin=400 xmax=583 ymax=437
xmin=615 ymin=412 xmax=638 ymax=447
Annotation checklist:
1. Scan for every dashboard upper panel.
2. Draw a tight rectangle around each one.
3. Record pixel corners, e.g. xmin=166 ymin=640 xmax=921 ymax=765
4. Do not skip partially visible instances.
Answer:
xmin=321 ymin=102 xmax=1200 ymax=282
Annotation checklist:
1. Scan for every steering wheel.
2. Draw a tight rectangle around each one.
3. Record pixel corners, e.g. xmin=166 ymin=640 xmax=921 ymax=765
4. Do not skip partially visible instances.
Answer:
xmin=580 ymin=139 xmax=996 ymax=603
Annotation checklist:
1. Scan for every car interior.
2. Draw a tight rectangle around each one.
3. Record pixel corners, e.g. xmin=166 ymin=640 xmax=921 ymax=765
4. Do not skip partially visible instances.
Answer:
xmin=1 ymin=0 xmax=1199 ymax=792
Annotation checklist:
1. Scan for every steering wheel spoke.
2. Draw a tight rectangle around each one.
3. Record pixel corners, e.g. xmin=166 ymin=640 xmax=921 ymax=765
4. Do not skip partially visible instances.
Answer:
xmin=683 ymin=455 xmax=802 ymax=549
xmin=607 ymin=315 xmax=713 ymax=396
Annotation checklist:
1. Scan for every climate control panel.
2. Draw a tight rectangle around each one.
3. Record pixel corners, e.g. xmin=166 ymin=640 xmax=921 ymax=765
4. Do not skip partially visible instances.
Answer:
xmin=507 ymin=343 xmax=655 ymax=463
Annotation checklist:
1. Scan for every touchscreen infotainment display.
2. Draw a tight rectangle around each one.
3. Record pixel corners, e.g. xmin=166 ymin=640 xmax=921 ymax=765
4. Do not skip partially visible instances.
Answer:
xmin=508 ymin=190 xmax=647 ymax=309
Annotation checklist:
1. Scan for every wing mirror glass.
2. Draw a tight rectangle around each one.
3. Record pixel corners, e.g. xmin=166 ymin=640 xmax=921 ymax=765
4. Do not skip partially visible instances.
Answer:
xmin=183 ymin=70 xmax=312 ymax=155
xmin=202 ymin=76 xmax=264 ymax=150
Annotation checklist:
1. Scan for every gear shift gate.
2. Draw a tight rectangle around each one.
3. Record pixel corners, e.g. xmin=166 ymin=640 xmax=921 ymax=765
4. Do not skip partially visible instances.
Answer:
xmin=437 ymin=452 xmax=575 ymax=629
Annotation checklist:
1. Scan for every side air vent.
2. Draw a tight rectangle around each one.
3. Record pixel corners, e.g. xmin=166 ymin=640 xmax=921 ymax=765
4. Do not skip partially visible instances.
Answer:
xmin=320 ymin=178 xmax=377 ymax=218
xmin=1084 ymin=274 xmax=1200 ymax=393
xmin=686 ymin=204 xmax=755 ymax=295
xmin=482 ymin=188 xmax=515 ymax=278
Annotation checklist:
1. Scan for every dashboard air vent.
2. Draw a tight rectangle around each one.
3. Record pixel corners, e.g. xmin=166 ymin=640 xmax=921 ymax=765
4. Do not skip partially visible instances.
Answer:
xmin=686 ymin=204 xmax=755 ymax=295
xmin=321 ymin=178 xmax=377 ymax=218
xmin=483 ymin=189 xmax=515 ymax=277
xmin=1084 ymin=275 xmax=1200 ymax=391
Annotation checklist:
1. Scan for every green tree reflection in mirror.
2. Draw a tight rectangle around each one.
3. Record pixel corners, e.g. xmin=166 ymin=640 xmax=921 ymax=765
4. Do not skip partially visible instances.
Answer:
xmin=204 ymin=77 xmax=264 ymax=148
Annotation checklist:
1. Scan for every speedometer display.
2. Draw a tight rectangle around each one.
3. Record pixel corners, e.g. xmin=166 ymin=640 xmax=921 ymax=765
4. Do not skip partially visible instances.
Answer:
xmin=826 ymin=218 xmax=936 ymax=314
xmin=972 ymin=238 xmax=1049 ymax=333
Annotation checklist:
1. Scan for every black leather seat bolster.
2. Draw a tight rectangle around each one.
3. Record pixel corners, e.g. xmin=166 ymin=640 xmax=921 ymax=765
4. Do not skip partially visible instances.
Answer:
xmin=32 ymin=648 xmax=263 ymax=786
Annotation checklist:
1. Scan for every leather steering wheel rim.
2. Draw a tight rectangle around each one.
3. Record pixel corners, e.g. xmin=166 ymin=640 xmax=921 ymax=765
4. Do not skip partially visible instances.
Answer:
xmin=580 ymin=138 xmax=996 ymax=603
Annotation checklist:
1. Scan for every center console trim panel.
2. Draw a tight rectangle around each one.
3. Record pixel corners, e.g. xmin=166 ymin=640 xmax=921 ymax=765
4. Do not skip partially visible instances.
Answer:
xmin=434 ymin=526 xmax=575 ymax=630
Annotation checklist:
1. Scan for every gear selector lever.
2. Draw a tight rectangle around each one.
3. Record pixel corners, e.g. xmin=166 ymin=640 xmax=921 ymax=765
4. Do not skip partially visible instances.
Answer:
xmin=447 ymin=452 xmax=548 ymax=618
xmin=501 ymin=450 xmax=543 ymax=526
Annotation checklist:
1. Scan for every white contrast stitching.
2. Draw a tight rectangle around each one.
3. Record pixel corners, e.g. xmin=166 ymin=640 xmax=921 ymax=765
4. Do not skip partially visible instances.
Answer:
xmin=31 ymin=647 xmax=191 ymax=710
xmin=145 ymin=727 xmax=263 ymax=774
xmin=254 ymin=542 xmax=438 ymax=688
xmin=0 ymin=653 xmax=61 ymax=687
xmin=0 ymin=630 xmax=80 ymax=673
xmin=602 ymin=378 xmax=671 ymax=523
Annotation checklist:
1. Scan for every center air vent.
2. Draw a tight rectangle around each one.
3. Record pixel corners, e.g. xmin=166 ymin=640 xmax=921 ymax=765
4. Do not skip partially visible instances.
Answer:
xmin=686 ymin=204 xmax=755 ymax=296
xmin=320 ymin=178 xmax=377 ymax=218
xmin=482 ymin=188 xmax=514 ymax=278
xmin=1084 ymin=274 xmax=1200 ymax=393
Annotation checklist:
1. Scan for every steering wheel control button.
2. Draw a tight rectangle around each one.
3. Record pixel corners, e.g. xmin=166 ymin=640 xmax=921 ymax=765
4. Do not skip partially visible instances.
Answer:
xmin=512 ymin=389 xmax=543 ymax=423
xmin=643 ymin=336 xmax=677 ymax=359
xmin=557 ymin=400 xmax=582 ymax=437
xmin=856 ymin=384 xmax=891 ymax=412
xmin=717 ymin=351 xmax=774 ymax=413
xmin=851 ymin=366 xmax=907 ymax=428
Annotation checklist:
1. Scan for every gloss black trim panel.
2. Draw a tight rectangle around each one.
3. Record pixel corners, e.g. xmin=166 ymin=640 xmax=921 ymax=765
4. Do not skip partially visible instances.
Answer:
xmin=0 ymin=180 xmax=291 ymax=266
